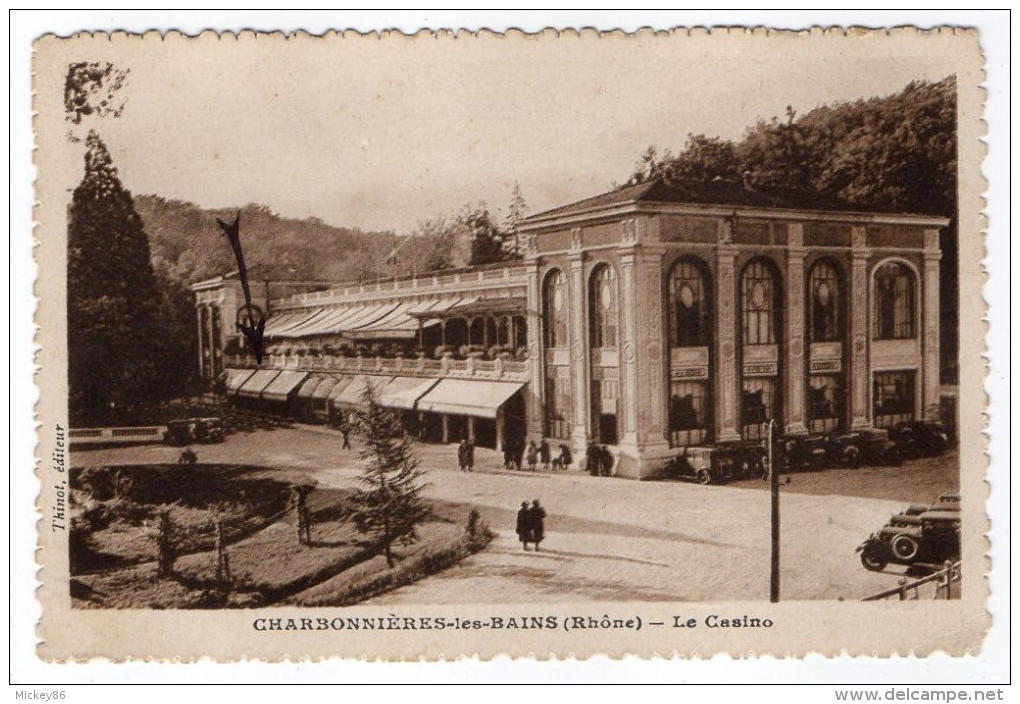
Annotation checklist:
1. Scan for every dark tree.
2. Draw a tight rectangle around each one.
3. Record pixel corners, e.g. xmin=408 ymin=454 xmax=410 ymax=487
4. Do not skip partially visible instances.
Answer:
xmin=503 ymin=182 xmax=529 ymax=260
xmin=347 ymin=386 xmax=431 ymax=567
xmin=464 ymin=207 xmax=506 ymax=266
xmin=67 ymin=131 xmax=163 ymax=422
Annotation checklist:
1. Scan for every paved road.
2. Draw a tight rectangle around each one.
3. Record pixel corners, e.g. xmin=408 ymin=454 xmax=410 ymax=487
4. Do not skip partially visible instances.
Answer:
xmin=75 ymin=425 xmax=954 ymax=602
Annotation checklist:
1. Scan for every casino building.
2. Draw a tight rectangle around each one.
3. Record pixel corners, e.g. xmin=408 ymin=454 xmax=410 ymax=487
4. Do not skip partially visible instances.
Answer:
xmin=193 ymin=179 xmax=948 ymax=479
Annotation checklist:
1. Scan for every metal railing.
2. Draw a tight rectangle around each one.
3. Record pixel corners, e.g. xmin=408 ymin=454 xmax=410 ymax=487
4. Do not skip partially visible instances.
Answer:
xmin=69 ymin=426 xmax=167 ymax=446
xmin=862 ymin=561 xmax=961 ymax=601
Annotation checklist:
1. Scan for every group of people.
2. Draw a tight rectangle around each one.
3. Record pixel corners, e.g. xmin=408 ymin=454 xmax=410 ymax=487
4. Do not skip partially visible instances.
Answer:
xmin=504 ymin=437 xmax=575 ymax=472
xmin=457 ymin=437 xmax=476 ymax=472
xmin=585 ymin=444 xmax=615 ymax=476
xmin=515 ymin=499 xmax=547 ymax=551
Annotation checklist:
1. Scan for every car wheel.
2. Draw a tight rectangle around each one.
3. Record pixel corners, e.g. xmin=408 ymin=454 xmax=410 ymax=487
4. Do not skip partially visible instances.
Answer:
xmin=841 ymin=445 xmax=861 ymax=468
xmin=696 ymin=469 xmax=712 ymax=485
xmin=860 ymin=543 xmax=888 ymax=572
xmin=891 ymin=533 xmax=920 ymax=561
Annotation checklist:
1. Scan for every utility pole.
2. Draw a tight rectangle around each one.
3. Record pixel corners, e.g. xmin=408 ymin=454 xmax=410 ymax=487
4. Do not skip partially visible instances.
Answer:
xmin=764 ymin=419 xmax=780 ymax=602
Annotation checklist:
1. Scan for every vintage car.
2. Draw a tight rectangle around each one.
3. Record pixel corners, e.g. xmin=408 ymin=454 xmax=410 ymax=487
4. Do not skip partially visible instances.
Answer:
xmin=163 ymin=417 xmax=224 ymax=446
xmin=663 ymin=446 xmax=735 ymax=485
xmin=715 ymin=441 xmax=768 ymax=480
xmin=194 ymin=417 xmax=225 ymax=443
xmin=887 ymin=420 xmax=951 ymax=459
xmin=825 ymin=428 xmax=901 ymax=468
xmin=857 ymin=504 xmax=960 ymax=572
xmin=774 ymin=433 xmax=829 ymax=471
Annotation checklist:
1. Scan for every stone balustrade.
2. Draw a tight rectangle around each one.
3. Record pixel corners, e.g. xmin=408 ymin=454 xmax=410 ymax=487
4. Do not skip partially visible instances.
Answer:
xmin=223 ymin=353 xmax=530 ymax=382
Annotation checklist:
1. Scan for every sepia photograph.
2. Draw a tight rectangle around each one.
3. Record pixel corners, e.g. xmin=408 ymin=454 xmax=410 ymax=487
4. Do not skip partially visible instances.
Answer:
xmin=27 ymin=24 xmax=992 ymax=663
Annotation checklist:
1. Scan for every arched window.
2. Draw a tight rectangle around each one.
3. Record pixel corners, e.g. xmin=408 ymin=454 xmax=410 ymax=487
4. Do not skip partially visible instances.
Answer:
xmin=873 ymin=262 xmax=916 ymax=339
xmin=809 ymin=260 xmax=842 ymax=342
xmin=543 ymin=269 xmax=569 ymax=348
xmin=669 ymin=258 xmax=711 ymax=348
xmin=741 ymin=259 xmax=779 ymax=345
xmin=589 ymin=264 xmax=618 ymax=349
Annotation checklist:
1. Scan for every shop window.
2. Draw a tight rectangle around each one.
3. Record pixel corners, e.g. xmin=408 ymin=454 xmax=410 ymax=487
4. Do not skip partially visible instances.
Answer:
xmin=669 ymin=380 xmax=709 ymax=446
xmin=543 ymin=269 xmax=569 ymax=349
xmin=808 ymin=375 xmax=843 ymax=433
xmin=742 ymin=378 xmax=777 ymax=440
xmin=873 ymin=262 xmax=916 ymax=340
xmin=742 ymin=259 xmax=779 ymax=345
xmin=544 ymin=374 xmax=571 ymax=440
xmin=873 ymin=371 xmax=916 ymax=428
xmin=669 ymin=258 xmax=711 ymax=348
xmin=589 ymin=264 xmax=618 ymax=349
xmin=809 ymin=260 xmax=842 ymax=343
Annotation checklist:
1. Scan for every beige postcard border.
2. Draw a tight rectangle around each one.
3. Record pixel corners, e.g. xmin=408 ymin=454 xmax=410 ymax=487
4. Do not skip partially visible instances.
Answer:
xmin=33 ymin=26 xmax=989 ymax=661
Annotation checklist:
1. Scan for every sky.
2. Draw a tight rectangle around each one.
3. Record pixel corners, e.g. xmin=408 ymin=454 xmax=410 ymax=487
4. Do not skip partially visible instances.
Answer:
xmin=64 ymin=31 xmax=957 ymax=235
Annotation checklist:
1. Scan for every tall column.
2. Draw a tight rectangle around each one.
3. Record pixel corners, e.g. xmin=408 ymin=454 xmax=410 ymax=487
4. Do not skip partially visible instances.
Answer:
xmin=784 ymin=224 xmax=808 ymax=435
xmin=196 ymin=305 xmax=207 ymax=380
xmin=524 ymin=263 xmax=545 ymax=437
xmin=715 ymin=244 xmax=741 ymax=442
xmin=922 ymin=229 xmax=942 ymax=419
xmin=849 ymin=226 xmax=871 ymax=429
xmin=568 ymin=251 xmax=590 ymax=455
xmin=618 ymin=248 xmax=640 ymax=450
xmin=206 ymin=305 xmax=219 ymax=377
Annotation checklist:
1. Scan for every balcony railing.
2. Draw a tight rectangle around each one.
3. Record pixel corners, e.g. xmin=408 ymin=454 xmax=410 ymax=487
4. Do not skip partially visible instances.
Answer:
xmin=224 ymin=353 xmax=531 ymax=382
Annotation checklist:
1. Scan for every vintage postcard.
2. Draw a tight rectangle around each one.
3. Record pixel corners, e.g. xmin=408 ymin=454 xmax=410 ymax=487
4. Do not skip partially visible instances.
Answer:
xmin=33 ymin=27 xmax=988 ymax=661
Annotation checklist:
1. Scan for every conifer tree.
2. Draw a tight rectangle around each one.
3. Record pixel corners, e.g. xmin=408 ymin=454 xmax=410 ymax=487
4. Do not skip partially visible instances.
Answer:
xmin=347 ymin=386 xmax=431 ymax=567
xmin=67 ymin=130 xmax=162 ymax=421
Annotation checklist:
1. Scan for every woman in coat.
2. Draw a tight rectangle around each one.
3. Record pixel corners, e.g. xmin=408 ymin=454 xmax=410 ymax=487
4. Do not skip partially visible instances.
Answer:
xmin=516 ymin=501 xmax=532 ymax=550
xmin=526 ymin=440 xmax=539 ymax=471
xmin=538 ymin=439 xmax=551 ymax=470
xmin=528 ymin=499 xmax=547 ymax=551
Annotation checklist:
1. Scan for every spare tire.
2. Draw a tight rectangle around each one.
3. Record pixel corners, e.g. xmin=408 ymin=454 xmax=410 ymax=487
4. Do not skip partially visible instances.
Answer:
xmin=891 ymin=533 xmax=921 ymax=561
xmin=696 ymin=468 xmax=712 ymax=485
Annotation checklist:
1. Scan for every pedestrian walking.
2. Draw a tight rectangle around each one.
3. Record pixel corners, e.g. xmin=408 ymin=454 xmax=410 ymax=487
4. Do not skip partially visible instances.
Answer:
xmin=539 ymin=439 xmax=551 ymax=471
xmin=526 ymin=440 xmax=539 ymax=472
xmin=516 ymin=501 xmax=532 ymax=550
xmin=465 ymin=438 xmax=475 ymax=472
xmin=502 ymin=438 xmax=514 ymax=470
xmin=514 ymin=438 xmax=526 ymax=472
xmin=528 ymin=499 xmax=547 ymax=551
xmin=601 ymin=445 xmax=615 ymax=477
xmin=340 ymin=423 xmax=351 ymax=450
xmin=458 ymin=438 xmax=469 ymax=472
xmin=586 ymin=444 xmax=600 ymax=476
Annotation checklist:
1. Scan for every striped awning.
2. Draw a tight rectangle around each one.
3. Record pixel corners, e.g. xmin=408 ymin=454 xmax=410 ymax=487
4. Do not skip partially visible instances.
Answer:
xmin=376 ymin=377 xmax=440 ymax=410
xmin=224 ymin=368 xmax=256 ymax=394
xmin=331 ymin=375 xmax=393 ymax=408
xmin=417 ymin=379 xmax=524 ymax=418
xmin=236 ymin=369 xmax=281 ymax=399
xmin=260 ymin=371 xmax=309 ymax=402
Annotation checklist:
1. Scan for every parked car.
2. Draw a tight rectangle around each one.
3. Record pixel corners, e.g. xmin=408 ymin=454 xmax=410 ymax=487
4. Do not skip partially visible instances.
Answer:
xmin=663 ymin=446 xmax=734 ymax=485
xmin=194 ymin=417 xmax=225 ymax=443
xmin=857 ymin=504 xmax=960 ymax=572
xmin=825 ymin=428 xmax=900 ymax=468
xmin=888 ymin=420 xmax=951 ymax=459
xmin=163 ymin=417 xmax=224 ymax=446
xmin=774 ymin=433 xmax=829 ymax=471
xmin=715 ymin=441 xmax=768 ymax=480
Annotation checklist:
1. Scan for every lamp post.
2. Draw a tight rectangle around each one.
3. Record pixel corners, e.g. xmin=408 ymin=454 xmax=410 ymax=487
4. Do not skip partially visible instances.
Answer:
xmin=763 ymin=419 xmax=780 ymax=603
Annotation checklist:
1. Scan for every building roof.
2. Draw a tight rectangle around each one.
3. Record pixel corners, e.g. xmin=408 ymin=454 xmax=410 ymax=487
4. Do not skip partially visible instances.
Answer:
xmin=524 ymin=177 xmax=947 ymax=225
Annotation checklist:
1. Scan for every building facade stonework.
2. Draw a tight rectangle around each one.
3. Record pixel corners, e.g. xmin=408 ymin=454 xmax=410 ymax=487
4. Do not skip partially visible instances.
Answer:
xmin=194 ymin=184 xmax=947 ymax=480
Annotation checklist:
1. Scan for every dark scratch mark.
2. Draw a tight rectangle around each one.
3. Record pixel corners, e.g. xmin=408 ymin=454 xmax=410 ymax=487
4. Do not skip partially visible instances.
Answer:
xmin=216 ymin=212 xmax=266 ymax=364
